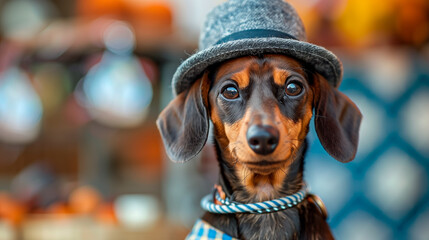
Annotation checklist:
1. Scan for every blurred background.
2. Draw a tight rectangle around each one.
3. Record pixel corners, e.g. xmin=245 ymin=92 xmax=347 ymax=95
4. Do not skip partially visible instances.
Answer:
xmin=0 ymin=0 xmax=427 ymax=239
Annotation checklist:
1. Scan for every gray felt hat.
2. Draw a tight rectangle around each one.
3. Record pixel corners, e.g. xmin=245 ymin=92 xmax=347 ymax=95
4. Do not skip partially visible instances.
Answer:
xmin=173 ymin=0 xmax=343 ymax=95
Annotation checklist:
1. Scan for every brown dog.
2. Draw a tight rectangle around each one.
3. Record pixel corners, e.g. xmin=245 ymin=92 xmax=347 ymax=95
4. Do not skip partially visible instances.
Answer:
xmin=157 ymin=54 xmax=362 ymax=239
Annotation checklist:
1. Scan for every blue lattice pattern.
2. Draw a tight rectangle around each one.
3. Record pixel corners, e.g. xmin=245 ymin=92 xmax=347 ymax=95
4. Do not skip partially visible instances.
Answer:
xmin=305 ymin=50 xmax=429 ymax=240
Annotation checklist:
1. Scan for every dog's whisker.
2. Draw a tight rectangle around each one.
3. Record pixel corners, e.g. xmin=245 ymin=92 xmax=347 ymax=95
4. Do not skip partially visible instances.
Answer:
xmin=275 ymin=161 xmax=288 ymax=174
xmin=242 ymin=166 xmax=252 ymax=181
xmin=282 ymin=137 xmax=306 ymax=143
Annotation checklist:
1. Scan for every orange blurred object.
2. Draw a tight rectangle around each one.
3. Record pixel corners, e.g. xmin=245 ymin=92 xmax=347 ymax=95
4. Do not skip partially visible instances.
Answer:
xmin=394 ymin=0 xmax=429 ymax=46
xmin=94 ymin=202 xmax=118 ymax=225
xmin=76 ymin=0 xmax=173 ymax=47
xmin=335 ymin=0 xmax=394 ymax=48
xmin=76 ymin=0 xmax=124 ymax=19
xmin=125 ymin=1 xmax=172 ymax=26
xmin=69 ymin=186 xmax=102 ymax=215
xmin=0 ymin=192 xmax=26 ymax=225
xmin=125 ymin=1 xmax=173 ymax=46
xmin=46 ymin=202 xmax=73 ymax=218
xmin=76 ymin=0 xmax=172 ymax=26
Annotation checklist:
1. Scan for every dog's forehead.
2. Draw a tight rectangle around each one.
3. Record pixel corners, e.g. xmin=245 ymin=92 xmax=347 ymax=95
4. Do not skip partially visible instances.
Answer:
xmin=212 ymin=55 xmax=306 ymax=88
xmin=263 ymin=54 xmax=304 ymax=71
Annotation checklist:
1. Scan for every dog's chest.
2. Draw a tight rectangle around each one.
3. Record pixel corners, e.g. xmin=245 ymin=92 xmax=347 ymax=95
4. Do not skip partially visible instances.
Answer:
xmin=237 ymin=209 xmax=301 ymax=240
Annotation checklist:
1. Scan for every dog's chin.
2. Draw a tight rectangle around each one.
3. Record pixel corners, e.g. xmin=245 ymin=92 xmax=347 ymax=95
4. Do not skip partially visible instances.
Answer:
xmin=244 ymin=160 xmax=287 ymax=175
xmin=240 ymin=148 xmax=294 ymax=175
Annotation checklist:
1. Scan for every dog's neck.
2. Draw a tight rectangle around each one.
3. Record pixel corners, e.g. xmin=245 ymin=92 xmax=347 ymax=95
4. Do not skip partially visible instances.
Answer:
xmin=213 ymin=139 xmax=308 ymax=240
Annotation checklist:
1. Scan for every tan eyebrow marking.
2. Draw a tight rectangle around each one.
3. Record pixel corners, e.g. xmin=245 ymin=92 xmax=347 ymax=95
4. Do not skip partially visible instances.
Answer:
xmin=231 ymin=69 xmax=250 ymax=88
xmin=273 ymin=68 xmax=290 ymax=86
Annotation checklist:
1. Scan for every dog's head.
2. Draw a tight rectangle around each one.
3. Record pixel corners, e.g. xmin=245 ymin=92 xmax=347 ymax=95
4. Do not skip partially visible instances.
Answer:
xmin=157 ymin=54 xmax=361 ymax=194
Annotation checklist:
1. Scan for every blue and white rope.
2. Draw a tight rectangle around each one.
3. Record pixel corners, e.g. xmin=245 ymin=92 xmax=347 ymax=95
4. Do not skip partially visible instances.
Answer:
xmin=201 ymin=186 xmax=308 ymax=214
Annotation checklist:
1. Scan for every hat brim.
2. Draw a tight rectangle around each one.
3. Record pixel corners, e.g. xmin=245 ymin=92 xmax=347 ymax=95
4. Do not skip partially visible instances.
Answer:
xmin=173 ymin=38 xmax=343 ymax=95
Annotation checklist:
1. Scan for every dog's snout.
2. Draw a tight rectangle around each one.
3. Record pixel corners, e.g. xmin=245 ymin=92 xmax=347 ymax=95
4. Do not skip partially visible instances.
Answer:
xmin=246 ymin=125 xmax=279 ymax=155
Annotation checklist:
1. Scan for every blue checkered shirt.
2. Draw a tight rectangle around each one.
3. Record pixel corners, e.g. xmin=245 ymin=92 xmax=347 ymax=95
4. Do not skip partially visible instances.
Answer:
xmin=186 ymin=219 xmax=238 ymax=240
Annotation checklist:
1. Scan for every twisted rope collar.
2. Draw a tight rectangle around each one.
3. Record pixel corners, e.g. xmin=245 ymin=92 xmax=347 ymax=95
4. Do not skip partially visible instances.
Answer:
xmin=201 ymin=185 xmax=308 ymax=214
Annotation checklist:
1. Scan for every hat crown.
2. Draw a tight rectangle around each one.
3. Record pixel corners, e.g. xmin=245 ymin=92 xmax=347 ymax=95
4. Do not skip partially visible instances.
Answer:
xmin=199 ymin=0 xmax=306 ymax=50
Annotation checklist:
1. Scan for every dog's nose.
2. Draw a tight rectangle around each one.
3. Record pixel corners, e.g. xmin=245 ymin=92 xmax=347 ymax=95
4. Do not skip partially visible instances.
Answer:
xmin=246 ymin=125 xmax=279 ymax=155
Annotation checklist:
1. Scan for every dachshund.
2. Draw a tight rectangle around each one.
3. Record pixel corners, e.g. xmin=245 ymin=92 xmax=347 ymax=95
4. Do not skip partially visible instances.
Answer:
xmin=157 ymin=54 xmax=362 ymax=239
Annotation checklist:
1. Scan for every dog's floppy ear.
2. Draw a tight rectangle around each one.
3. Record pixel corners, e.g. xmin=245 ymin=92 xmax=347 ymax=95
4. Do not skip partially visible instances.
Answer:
xmin=156 ymin=73 xmax=210 ymax=163
xmin=314 ymin=75 xmax=362 ymax=163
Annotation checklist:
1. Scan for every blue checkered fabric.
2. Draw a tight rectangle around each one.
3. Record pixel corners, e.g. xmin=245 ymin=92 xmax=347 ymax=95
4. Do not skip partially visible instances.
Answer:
xmin=186 ymin=219 xmax=238 ymax=240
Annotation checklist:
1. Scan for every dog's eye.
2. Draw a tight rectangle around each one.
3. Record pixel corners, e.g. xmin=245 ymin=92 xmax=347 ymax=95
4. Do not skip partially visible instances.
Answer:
xmin=285 ymin=82 xmax=303 ymax=96
xmin=221 ymin=86 xmax=239 ymax=99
